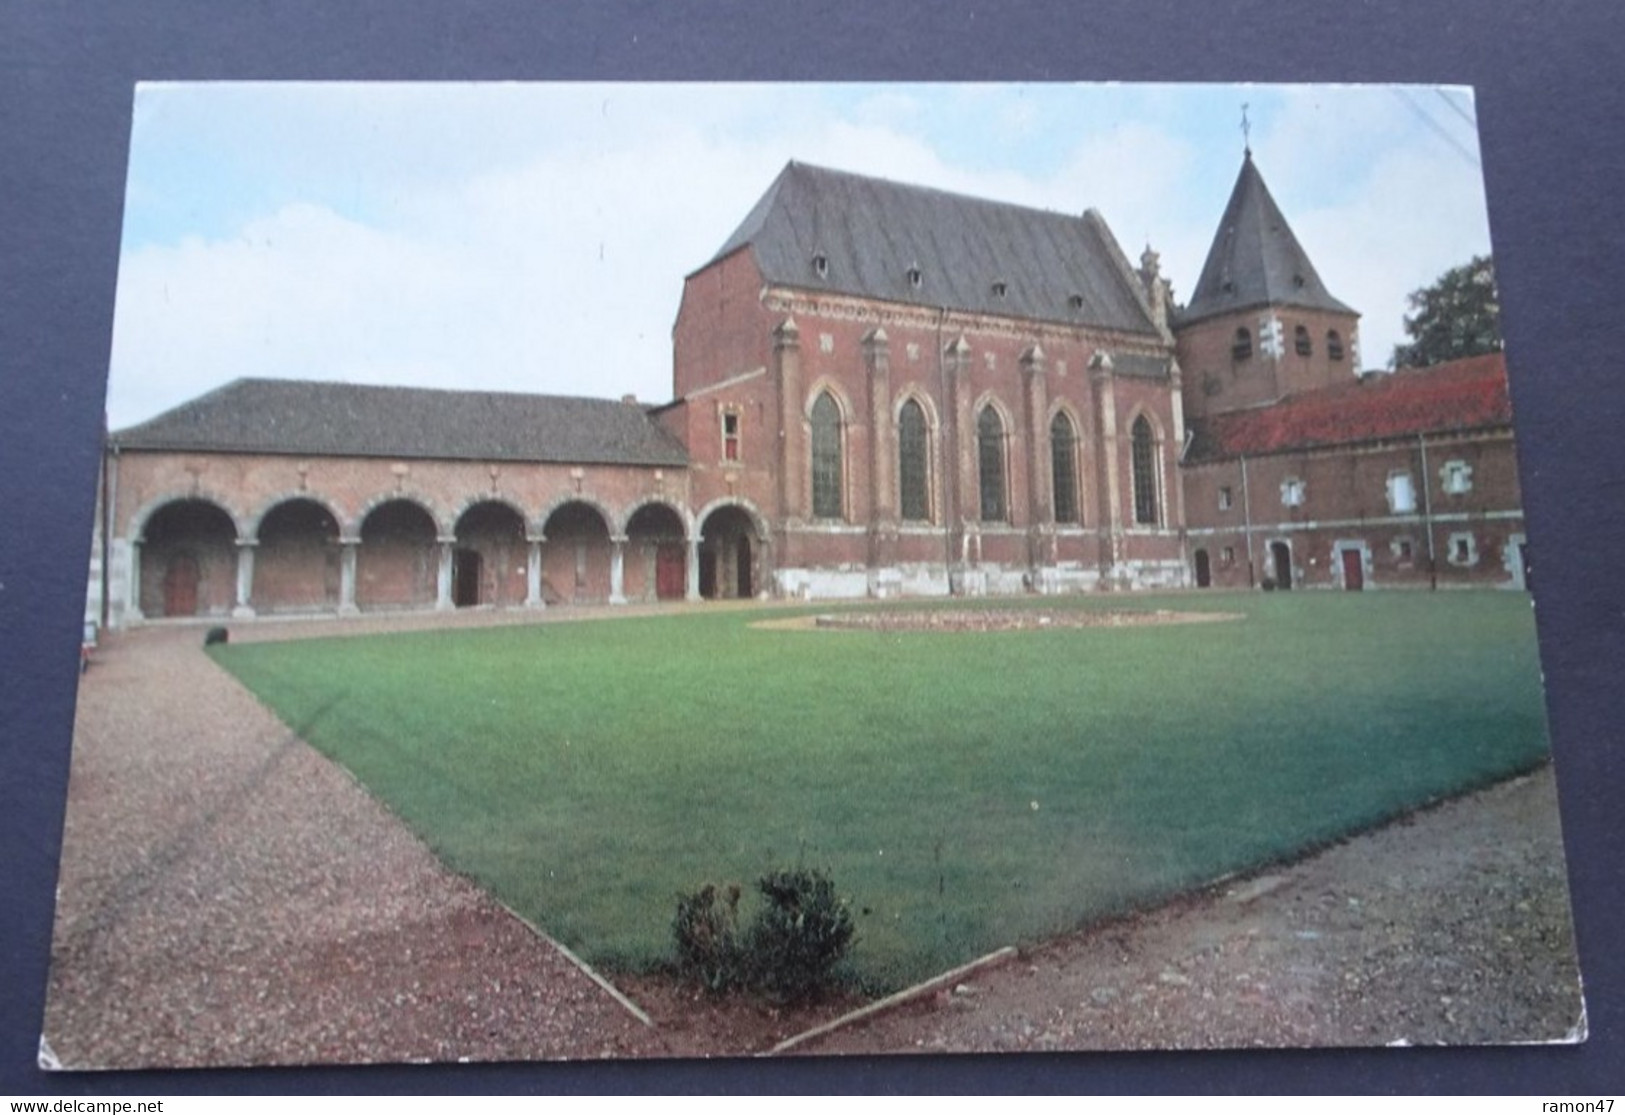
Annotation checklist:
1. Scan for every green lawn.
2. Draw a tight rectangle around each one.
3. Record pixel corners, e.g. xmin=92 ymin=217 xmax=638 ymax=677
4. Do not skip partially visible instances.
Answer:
xmin=212 ymin=591 xmax=1552 ymax=991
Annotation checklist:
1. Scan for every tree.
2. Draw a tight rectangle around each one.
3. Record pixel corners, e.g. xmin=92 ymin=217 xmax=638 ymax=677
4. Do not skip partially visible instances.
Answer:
xmin=1388 ymin=255 xmax=1503 ymax=369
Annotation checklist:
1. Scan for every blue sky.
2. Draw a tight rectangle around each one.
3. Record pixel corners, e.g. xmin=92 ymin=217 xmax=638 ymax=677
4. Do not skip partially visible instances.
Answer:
xmin=108 ymin=82 xmax=1492 ymax=428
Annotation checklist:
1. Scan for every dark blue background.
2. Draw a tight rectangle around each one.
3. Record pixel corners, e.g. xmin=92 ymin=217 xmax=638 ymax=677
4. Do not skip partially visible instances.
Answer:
xmin=3 ymin=0 xmax=1620 ymax=1095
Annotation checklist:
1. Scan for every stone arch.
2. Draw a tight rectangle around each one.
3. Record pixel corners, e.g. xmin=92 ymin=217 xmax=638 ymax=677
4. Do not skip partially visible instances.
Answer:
xmin=452 ymin=499 xmax=529 ymax=608
xmin=135 ymin=496 xmax=241 ymax=619
xmin=696 ymin=497 xmax=769 ymax=601
xmin=618 ymin=496 xmax=694 ymax=539
xmin=254 ymin=496 xmax=344 ymax=614
xmin=129 ymin=489 xmax=246 ymax=544
xmin=356 ymin=498 xmax=440 ymax=611
xmin=350 ymin=490 xmax=448 ymax=540
xmin=540 ymin=499 xmax=615 ymax=605
xmin=623 ymin=499 xmax=691 ymax=603
xmin=244 ymin=491 xmax=346 ymax=543
xmin=536 ymin=493 xmax=618 ymax=541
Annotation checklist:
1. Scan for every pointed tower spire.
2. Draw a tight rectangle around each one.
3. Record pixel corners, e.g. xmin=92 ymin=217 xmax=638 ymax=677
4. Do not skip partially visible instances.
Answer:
xmin=1180 ymin=153 xmax=1355 ymax=326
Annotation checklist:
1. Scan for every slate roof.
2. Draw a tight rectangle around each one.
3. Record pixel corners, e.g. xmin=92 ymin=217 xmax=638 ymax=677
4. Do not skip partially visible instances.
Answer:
xmin=1178 ymin=152 xmax=1356 ymax=326
xmin=707 ymin=161 xmax=1162 ymax=337
xmin=110 ymin=379 xmax=691 ymax=467
xmin=1184 ymin=352 xmax=1512 ymax=462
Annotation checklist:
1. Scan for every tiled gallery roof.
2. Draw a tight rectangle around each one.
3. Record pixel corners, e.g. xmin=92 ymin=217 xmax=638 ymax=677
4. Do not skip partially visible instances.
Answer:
xmin=111 ymin=378 xmax=691 ymax=467
xmin=708 ymin=161 xmax=1163 ymax=339
xmin=1185 ymin=352 xmax=1512 ymax=462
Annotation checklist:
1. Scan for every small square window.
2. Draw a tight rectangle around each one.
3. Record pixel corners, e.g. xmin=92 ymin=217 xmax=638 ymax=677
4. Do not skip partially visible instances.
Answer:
xmin=1392 ymin=536 xmax=1415 ymax=564
xmin=1218 ymin=486 xmax=1233 ymax=511
xmin=1221 ymin=546 xmax=1235 ymax=566
xmin=1281 ymin=477 xmax=1305 ymax=507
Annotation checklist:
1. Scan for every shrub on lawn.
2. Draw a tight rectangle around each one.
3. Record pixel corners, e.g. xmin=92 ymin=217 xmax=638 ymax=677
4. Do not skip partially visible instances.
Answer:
xmin=672 ymin=882 xmax=744 ymax=992
xmin=673 ymin=868 xmax=855 ymax=1002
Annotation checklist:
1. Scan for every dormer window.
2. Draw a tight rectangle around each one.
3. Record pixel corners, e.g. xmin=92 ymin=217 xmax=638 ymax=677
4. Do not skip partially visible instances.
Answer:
xmin=1232 ymin=326 xmax=1253 ymax=361
xmin=812 ymin=252 xmax=829 ymax=279
xmin=1294 ymin=324 xmax=1312 ymax=356
xmin=906 ymin=265 xmax=923 ymax=289
xmin=991 ymin=280 xmax=1008 ymax=299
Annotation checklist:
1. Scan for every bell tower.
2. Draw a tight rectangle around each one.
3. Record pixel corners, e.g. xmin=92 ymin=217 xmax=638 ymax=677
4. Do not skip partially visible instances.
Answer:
xmin=1174 ymin=149 xmax=1361 ymax=420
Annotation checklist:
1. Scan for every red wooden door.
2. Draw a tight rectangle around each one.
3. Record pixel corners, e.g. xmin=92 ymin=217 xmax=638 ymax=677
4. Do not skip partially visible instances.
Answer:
xmin=163 ymin=553 xmax=200 ymax=616
xmin=655 ymin=544 xmax=685 ymax=600
xmin=1341 ymin=549 xmax=1364 ymax=591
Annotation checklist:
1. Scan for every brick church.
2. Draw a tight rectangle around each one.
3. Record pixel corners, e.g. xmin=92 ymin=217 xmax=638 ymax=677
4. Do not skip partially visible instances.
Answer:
xmin=89 ymin=150 xmax=1527 ymax=628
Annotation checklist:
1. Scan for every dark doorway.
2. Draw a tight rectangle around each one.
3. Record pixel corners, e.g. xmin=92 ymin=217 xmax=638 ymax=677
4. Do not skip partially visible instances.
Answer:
xmin=163 ymin=552 xmax=201 ymax=616
xmin=1193 ymin=548 xmax=1211 ymax=588
xmin=452 ymin=548 xmax=483 ymax=607
xmin=656 ymin=543 xmax=686 ymax=600
xmin=1341 ymin=548 xmax=1364 ymax=591
xmin=1270 ymin=541 xmax=1292 ymax=590
xmin=698 ymin=548 xmax=717 ymax=599
xmin=698 ymin=504 xmax=759 ymax=600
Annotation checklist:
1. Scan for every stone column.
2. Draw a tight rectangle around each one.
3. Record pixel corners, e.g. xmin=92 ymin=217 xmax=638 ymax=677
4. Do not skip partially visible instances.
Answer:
xmin=1167 ymin=357 xmax=1188 ymax=535
xmin=685 ymin=535 xmax=701 ymax=601
xmin=1021 ymin=344 xmax=1052 ymax=578
xmin=338 ymin=537 xmax=360 ymax=615
xmin=943 ymin=336 xmax=974 ymax=592
xmin=232 ymin=539 xmax=257 ymax=618
xmin=525 ymin=535 xmax=544 ymax=608
xmin=774 ymin=317 xmax=804 ymax=525
xmin=435 ymin=536 xmax=455 ymax=610
xmin=609 ymin=535 xmax=628 ymax=605
xmin=128 ymin=539 xmax=145 ymax=621
xmin=1089 ymin=352 xmax=1124 ymax=581
xmin=864 ymin=327 xmax=898 ymax=578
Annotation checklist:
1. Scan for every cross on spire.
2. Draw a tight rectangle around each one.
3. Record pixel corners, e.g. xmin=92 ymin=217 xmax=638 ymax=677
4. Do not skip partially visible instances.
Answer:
xmin=1241 ymin=102 xmax=1252 ymax=156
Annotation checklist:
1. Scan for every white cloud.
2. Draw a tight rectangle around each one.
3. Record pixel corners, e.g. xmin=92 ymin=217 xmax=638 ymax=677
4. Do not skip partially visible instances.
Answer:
xmin=105 ymin=84 xmax=1496 ymax=427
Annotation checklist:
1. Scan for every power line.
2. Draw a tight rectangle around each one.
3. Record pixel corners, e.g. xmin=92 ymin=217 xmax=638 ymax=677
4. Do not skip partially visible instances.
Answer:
xmin=1392 ymin=87 xmax=1481 ymax=170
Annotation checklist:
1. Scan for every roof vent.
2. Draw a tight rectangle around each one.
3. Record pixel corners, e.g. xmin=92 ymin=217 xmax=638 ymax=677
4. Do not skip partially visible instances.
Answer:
xmin=1068 ymin=293 xmax=1085 ymax=311
xmin=812 ymin=252 xmax=829 ymax=279
xmin=991 ymin=280 xmax=1008 ymax=299
xmin=906 ymin=264 xmax=923 ymax=289
xmin=1293 ymin=273 xmax=1305 ymax=288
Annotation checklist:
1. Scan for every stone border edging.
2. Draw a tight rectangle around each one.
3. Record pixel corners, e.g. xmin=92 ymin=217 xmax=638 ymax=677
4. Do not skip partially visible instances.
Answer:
xmin=765 ymin=946 xmax=1020 ymax=1055
xmin=494 ymin=899 xmax=657 ymax=1029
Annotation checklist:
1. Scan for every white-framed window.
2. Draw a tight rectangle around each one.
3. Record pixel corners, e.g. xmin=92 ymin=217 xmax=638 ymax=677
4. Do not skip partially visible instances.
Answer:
xmin=1387 ymin=471 xmax=1416 ymax=514
xmin=1442 ymin=459 xmax=1474 ymax=495
xmin=1447 ymin=531 xmax=1479 ymax=567
xmin=1280 ymin=477 xmax=1305 ymax=508
xmin=1221 ymin=546 xmax=1236 ymax=566
xmin=1391 ymin=535 xmax=1416 ymax=564
xmin=1218 ymin=485 xmax=1233 ymax=511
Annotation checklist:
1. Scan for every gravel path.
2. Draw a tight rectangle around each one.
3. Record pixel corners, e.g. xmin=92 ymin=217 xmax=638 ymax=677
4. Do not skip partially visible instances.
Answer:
xmin=43 ymin=622 xmax=663 ymax=1069
xmin=799 ymin=766 xmax=1585 ymax=1054
xmin=44 ymin=607 xmax=1587 ymax=1065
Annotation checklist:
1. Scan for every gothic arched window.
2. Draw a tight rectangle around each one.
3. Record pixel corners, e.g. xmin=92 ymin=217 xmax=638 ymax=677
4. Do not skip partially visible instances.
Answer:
xmin=810 ymin=390 xmax=843 ymax=520
xmin=1327 ymin=329 xmax=1346 ymax=361
xmin=1294 ymin=324 xmax=1312 ymax=356
xmin=898 ymin=399 xmax=930 ymax=522
xmin=977 ymin=405 xmax=1007 ymax=522
xmin=1050 ymin=411 xmax=1079 ymax=524
xmin=1131 ymin=415 xmax=1158 ymax=526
